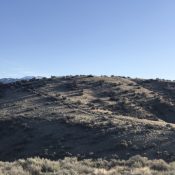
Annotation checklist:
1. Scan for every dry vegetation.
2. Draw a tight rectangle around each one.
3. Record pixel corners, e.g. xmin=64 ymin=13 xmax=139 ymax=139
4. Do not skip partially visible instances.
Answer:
xmin=1 ymin=75 xmax=175 ymax=174
xmin=1 ymin=155 xmax=175 ymax=175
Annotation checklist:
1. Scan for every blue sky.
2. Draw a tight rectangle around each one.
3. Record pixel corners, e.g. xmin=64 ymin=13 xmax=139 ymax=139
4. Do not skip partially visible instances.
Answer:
xmin=0 ymin=0 xmax=175 ymax=79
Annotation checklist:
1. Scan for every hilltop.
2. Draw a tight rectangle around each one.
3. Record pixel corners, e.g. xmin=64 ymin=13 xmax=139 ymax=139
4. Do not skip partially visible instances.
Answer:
xmin=0 ymin=75 xmax=175 ymax=174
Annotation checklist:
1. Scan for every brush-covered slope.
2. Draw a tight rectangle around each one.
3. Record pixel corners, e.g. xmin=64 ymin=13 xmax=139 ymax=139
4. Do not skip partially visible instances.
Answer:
xmin=0 ymin=75 xmax=175 ymax=162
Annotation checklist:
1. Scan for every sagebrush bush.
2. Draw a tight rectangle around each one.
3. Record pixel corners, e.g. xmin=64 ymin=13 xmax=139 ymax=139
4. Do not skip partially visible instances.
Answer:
xmin=150 ymin=159 xmax=170 ymax=171
xmin=0 ymin=155 xmax=174 ymax=175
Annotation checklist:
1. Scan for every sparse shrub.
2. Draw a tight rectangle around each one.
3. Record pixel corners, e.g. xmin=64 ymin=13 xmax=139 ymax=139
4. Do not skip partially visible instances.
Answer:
xmin=109 ymin=96 xmax=118 ymax=101
xmin=91 ymin=106 xmax=96 ymax=110
xmin=56 ymin=93 xmax=61 ymax=97
xmin=117 ymin=140 xmax=128 ymax=149
xmin=166 ymin=123 xmax=172 ymax=128
xmin=145 ymin=124 xmax=154 ymax=130
xmin=150 ymin=159 xmax=170 ymax=171
xmin=97 ymin=80 xmax=105 ymax=86
xmin=128 ymin=82 xmax=134 ymax=86
xmin=127 ymin=155 xmax=148 ymax=168
xmin=87 ymin=75 xmax=94 ymax=78
xmin=76 ymin=100 xmax=82 ymax=105
xmin=62 ymin=96 xmax=67 ymax=100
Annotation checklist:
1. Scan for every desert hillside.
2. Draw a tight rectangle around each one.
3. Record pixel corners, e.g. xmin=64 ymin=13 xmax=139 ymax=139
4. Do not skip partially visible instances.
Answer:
xmin=0 ymin=75 xmax=175 ymax=174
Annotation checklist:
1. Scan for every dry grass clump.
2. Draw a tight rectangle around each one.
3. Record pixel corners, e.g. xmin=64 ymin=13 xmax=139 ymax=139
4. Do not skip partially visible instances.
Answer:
xmin=0 ymin=155 xmax=175 ymax=175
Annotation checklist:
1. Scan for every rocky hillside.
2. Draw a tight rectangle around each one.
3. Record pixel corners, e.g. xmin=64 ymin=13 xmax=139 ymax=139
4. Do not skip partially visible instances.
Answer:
xmin=0 ymin=75 xmax=175 ymax=163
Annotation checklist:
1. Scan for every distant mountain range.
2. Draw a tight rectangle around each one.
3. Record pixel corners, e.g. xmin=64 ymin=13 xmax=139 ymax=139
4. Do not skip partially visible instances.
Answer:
xmin=0 ymin=76 xmax=43 ymax=84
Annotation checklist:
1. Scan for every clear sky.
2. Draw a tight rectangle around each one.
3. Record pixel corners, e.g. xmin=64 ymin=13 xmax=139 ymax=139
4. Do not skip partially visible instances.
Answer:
xmin=0 ymin=0 xmax=175 ymax=79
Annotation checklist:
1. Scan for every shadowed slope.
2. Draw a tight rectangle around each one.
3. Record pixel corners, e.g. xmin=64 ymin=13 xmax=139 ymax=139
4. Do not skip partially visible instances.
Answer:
xmin=0 ymin=76 xmax=175 ymax=162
